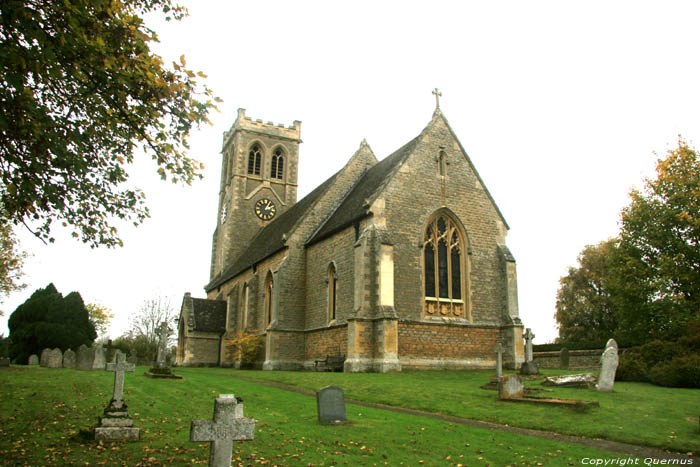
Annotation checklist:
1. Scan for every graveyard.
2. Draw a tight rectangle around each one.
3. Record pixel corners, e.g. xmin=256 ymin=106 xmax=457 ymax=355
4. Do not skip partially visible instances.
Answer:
xmin=0 ymin=365 xmax=697 ymax=466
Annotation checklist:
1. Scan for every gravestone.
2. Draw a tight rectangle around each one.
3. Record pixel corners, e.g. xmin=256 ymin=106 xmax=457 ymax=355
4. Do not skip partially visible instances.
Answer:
xmin=145 ymin=321 xmax=181 ymax=379
xmin=47 ymin=348 xmax=63 ymax=368
xmin=127 ymin=351 xmax=137 ymax=365
xmin=498 ymin=374 xmax=524 ymax=399
xmin=494 ymin=343 xmax=504 ymax=379
xmin=77 ymin=345 xmax=94 ymax=370
xmin=94 ymin=352 xmax=139 ymax=441
xmin=542 ymin=373 xmax=597 ymax=388
xmin=316 ymin=386 xmax=347 ymax=425
xmin=519 ymin=328 xmax=539 ymax=375
xmin=597 ymin=339 xmax=619 ymax=392
xmin=63 ymin=349 xmax=77 ymax=369
xmin=40 ymin=348 xmax=51 ymax=367
xmin=190 ymin=394 xmax=256 ymax=467
xmin=560 ymin=347 xmax=570 ymax=370
xmin=28 ymin=354 xmax=39 ymax=366
xmin=92 ymin=345 xmax=106 ymax=370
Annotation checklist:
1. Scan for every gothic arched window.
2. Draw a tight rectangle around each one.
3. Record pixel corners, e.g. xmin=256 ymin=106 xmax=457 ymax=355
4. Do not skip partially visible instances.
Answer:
xmin=328 ymin=263 xmax=337 ymax=323
xmin=423 ymin=214 xmax=467 ymax=319
xmin=241 ymin=283 xmax=249 ymax=330
xmin=271 ymin=148 xmax=284 ymax=180
xmin=265 ymin=274 xmax=273 ymax=327
xmin=248 ymin=144 xmax=262 ymax=176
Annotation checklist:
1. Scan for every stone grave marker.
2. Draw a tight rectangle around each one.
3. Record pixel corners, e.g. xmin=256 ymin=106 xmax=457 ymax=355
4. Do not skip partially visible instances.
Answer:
xmin=316 ymin=386 xmax=347 ymax=425
xmin=92 ymin=345 xmax=106 ymax=370
xmin=63 ymin=349 xmax=77 ymax=369
xmin=40 ymin=348 xmax=51 ymax=367
xmin=560 ymin=347 xmax=570 ymax=370
xmin=94 ymin=352 xmax=139 ymax=441
xmin=47 ymin=348 xmax=63 ymax=368
xmin=28 ymin=354 xmax=39 ymax=366
xmin=190 ymin=394 xmax=256 ymax=467
xmin=494 ymin=343 xmax=504 ymax=379
xmin=127 ymin=351 xmax=137 ymax=365
xmin=597 ymin=339 xmax=619 ymax=392
xmin=145 ymin=321 xmax=181 ymax=379
xmin=519 ymin=328 xmax=539 ymax=375
xmin=77 ymin=345 xmax=94 ymax=370
xmin=498 ymin=374 xmax=524 ymax=399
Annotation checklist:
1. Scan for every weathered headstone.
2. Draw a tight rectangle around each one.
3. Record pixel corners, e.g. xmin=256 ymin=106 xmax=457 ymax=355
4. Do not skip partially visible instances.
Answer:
xmin=190 ymin=394 xmax=256 ymax=467
xmin=519 ymin=328 xmax=539 ymax=375
xmin=155 ymin=321 xmax=168 ymax=369
xmin=542 ymin=373 xmax=597 ymax=388
xmin=494 ymin=343 xmax=504 ymax=379
xmin=28 ymin=354 xmax=39 ymax=366
xmin=92 ymin=345 xmax=106 ymax=370
xmin=94 ymin=353 xmax=139 ymax=441
xmin=597 ymin=339 xmax=619 ymax=392
xmin=47 ymin=348 xmax=63 ymax=368
xmin=40 ymin=348 xmax=51 ymax=367
xmin=77 ymin=344 xmax=94 ymax=370
xmin=316 ymin=386 xmax=347 ymax=425
xmin=498 ymin=374 xmax=524 ymax=399
xmin=63 ymin=349 xmax=77 ymax=369
xmin=560 ymin=347 xmax=570 ymax=370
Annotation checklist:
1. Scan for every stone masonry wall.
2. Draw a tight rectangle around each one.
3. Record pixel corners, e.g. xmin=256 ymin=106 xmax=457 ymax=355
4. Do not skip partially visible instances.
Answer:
xmin=398 ymin=321 xmax=500 ymax=369
xmin=305 ymin=227 xmax=356 ymax=329
xmin=381 ymin=115 xmax=509 ymax=327
xmin=533 ymin=349 xmax=603 ymax=370
xmin=304 ymin=325 xmax=348 ymax=361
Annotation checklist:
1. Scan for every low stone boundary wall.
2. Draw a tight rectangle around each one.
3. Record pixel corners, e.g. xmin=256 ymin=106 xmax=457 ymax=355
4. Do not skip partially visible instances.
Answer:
xmin=533 ymin=349 xmax=603 ymax=370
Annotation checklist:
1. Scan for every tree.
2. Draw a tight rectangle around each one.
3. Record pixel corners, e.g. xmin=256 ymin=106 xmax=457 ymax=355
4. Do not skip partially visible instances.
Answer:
xmin=86 ymin=302 xmax=114 ymax=337
xmin=0 ymin=214 xmax=26 ymax=302
xmin=616 ymin=138 xmax=700 ymax=339
xmin=122 ymin=295 xmax=175 ymax=361
xmin=0 ymin=0 xmax=220 ymax=247
xmin=555 ymin=239 xmax=619 ymax=344
xmin=8 ymin=283 xmax=96 ymax=363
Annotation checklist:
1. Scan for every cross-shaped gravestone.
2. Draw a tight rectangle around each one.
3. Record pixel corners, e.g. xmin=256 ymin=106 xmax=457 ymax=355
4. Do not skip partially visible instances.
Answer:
xmin=190 ymin=394 xmax=256 ymax=467
xmin=494 ymin=343 xmax=504 ymax=379
xmin=105 ymin=352 xmax=135 ymax=411
xmin=524 ymin=328 xmax=535 ymax=362
xmin=432 ymin=88 xmax=442 ymax=109
xmin=155 ymin=321 xmax=168 ymax=368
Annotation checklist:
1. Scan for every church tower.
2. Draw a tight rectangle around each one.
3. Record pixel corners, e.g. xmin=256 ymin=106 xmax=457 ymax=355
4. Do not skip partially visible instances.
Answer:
xmin=210 ymin=109 xmax=302 ymax=279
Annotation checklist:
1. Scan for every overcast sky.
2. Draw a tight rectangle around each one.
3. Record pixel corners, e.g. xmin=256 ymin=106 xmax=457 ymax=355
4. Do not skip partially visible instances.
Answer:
xmin=2 ymin=1 xmax=700 ymax=345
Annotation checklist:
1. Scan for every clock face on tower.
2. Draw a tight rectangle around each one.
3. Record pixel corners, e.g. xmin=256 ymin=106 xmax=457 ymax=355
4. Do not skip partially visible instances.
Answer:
xmin=254 ymin=198 xmax=276 ymax=221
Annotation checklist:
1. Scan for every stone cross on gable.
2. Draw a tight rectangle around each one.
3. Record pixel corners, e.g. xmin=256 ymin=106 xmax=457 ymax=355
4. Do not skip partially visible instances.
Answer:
xmin=524 ymin=328 xmax=535 ymax=362
xmin=494 ymin=343 xmax=504 ymax=379
xmin=105 ymin=352 xmax=135 ymax=411
xmin=432 ymin=88 xmax=442 ymax=109
xmin=190 ymin=394 xmax=256 ymax=467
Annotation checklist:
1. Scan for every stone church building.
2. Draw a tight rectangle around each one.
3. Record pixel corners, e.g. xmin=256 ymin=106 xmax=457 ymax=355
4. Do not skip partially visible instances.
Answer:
xmin=176 ymin=102 xmax=525 ymax=372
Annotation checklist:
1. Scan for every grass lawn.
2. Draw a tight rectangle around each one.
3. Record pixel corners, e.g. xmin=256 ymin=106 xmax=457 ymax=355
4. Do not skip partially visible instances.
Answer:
xmin=1 ymin=366 xmax=625 ymax=466
xmin=235 ymin=368 xmax=700 ymax=454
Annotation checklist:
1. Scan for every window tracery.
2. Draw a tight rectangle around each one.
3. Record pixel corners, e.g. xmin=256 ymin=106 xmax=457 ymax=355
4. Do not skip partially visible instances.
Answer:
xmin=271 ymin=148 xmax=284 ymax=180
xmin=423 ymin=214 xmax=466 ymax=318
xmin=248 ymin=144 xmax=262 ymax=176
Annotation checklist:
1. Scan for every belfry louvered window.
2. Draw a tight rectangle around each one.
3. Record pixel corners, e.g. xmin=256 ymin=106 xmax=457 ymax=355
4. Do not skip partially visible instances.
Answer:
xmin=271 ymin=148 xmax=284 ymax=180
xmin=248 ymin=144 xmax=261 ymax=176
xmin=423 ymin=214 xmax=466 ymax=319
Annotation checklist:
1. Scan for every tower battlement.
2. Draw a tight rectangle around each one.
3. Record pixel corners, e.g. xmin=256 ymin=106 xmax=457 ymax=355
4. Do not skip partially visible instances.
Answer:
xmin=222 ymin=108 xmax=301 ymax=150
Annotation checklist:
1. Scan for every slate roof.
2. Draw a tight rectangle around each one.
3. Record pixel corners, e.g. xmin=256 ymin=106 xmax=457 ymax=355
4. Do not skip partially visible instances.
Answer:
xmin=205 ymin=172 xmax=339 ymax=292
xmin=191 ymin=298 xmax=226 ymax=333
xmin=307 ymin=135 xmax=422 ymax=245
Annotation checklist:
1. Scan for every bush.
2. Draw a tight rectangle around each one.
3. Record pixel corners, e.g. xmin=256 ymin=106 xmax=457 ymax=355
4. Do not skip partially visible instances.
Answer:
xmin=648 ymin=355 xmax=700 ymax=388
xmin=638 ymin=340 xmax=676 ymax=367
xmin=229 ymin=331 xmax=265 ymax=368
xmin=616 ymin=351 xmax=649 ymax=382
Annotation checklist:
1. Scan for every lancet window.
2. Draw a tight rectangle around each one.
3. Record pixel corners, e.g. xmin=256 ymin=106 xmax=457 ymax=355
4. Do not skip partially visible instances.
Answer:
xmin=328 ymin=264 xmax=337 ymax=323
xmin=248 ymin=144 xmax=262 ymax=176
xmin=271 ymin=148 xmax=284 ymax=180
